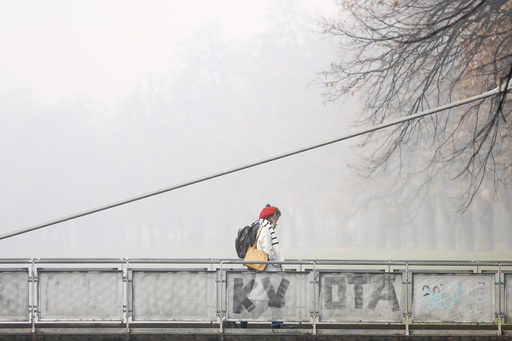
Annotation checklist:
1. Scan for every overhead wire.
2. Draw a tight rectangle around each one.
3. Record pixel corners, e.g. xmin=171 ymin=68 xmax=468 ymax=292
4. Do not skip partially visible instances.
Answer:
xmin=0 ymin=84 xmax=510 ymax=242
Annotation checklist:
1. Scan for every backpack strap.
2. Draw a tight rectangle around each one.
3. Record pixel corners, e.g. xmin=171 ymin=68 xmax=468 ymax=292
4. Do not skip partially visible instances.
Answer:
xmin=253 ymin=224 xmax=265 ymax=248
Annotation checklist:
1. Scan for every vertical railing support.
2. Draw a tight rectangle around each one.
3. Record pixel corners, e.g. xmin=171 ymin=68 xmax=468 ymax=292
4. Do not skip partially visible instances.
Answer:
xmin=405 ymin=262 xmax=410 ymax=336
xmin=312 ymin=261 xmax=318 ymax=335
xmin=219 ymin=260 xmax=224 ymax=335
xmin=123 ymin=259 xmax=131 ymax=337
xmin=29 ymin=259 xmax=37 ymax=338
xmin=497 ymin=263 xmax=502 ymax=336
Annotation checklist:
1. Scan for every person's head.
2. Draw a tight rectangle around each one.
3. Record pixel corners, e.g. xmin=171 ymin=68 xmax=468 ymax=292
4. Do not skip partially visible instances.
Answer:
xmin=259 ymin=203 xmax=281 ymax=226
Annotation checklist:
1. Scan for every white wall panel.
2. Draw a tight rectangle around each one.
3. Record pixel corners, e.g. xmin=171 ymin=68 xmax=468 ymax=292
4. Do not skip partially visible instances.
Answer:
xmin=0 ymin=271 xmax=29 ymax=321
xmin=505 ymin=273 xmax=512 ymax=323
xmin=226 ymin=271 xmax=310 ymax=322
xmin=319 ymin=273 xmax=403 ymax=322
xmin=38 ymin=270 xmax=123 ymax=321
xmin=132 ymin=271 xmax=216 ymax=321
xmin=412 ymin=273 xmax=495 ymax=323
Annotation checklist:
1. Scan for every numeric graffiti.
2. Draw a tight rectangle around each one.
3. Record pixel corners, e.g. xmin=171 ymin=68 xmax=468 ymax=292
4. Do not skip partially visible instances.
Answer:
xmin=419 ymin=285 xmax=466 ymax=312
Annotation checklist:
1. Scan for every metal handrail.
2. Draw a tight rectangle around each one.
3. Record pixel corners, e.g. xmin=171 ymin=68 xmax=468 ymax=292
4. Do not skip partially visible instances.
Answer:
xmin=1 ymin=258 xmax=511 ymax=266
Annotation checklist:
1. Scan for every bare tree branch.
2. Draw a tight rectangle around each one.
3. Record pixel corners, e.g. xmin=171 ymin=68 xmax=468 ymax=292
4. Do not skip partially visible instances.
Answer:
xmin=319 ymin=0 xmax=512 ymax=210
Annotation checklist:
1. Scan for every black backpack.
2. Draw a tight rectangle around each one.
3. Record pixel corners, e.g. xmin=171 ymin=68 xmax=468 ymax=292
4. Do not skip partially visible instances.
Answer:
xmin=235 ymin=220 xmax=260 ymax=259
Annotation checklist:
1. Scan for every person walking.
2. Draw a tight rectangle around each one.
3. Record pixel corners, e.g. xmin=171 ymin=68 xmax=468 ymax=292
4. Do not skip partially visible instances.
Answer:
xmin=256 ymin=204 xmax=294 ymax=329
xmin=257 ymin=204 xmax=284 ymax=271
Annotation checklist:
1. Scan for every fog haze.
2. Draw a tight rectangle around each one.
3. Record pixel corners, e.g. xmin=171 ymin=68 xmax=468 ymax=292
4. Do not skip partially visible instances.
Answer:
xmin=1 ymin=1 xmax=510 ymax=261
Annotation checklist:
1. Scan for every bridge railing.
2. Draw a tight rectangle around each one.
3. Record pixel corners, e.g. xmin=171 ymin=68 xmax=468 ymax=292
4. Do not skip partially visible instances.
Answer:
xmin=0 ymin=258 xmax=511 ymax=337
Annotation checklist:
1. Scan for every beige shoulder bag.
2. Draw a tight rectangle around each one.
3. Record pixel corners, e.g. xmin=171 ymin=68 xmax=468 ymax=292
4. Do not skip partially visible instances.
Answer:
xmin=243 ymin=225 xmax=268 ymax=271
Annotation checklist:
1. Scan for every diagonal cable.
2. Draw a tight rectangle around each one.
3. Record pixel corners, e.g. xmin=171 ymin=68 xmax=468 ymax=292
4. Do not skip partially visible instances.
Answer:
xmin=0 ymin=84 xmax=510 ymax=241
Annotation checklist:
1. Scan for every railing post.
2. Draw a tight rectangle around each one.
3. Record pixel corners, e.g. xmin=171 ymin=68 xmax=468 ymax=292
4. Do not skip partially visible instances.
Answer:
xmin=312 ymin=260 xmax=318 ymax=335
xmin=218 ymin=260 xmax=224 ymax=335
xmin=29 ymin=259 xmax=37 ymax=337
xmin=123 ymin=258 xmax=131 ymax=336
xmin=405 ymin=262 xmax=410 ymax=336
xmin=497 ymin=263 xmax=502 ymax=336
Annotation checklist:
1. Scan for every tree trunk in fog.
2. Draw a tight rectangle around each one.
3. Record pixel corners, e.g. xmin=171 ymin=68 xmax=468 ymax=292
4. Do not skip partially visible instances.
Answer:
xmin=502 ymin=194 xmax=512 ymax=247
xmin=417 ymin=199 xmax=436 ymax=250
xmin=476 ymin=207 xmax=494 ymax=251
xmin=434 ymin=194 xmax=455 ymax=250
xmin=458 ymin=212 xmax=475 ymax=252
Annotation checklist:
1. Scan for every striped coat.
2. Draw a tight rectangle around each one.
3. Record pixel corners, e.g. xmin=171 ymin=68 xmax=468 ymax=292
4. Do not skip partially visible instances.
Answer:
xmin=256 ymin=218 xmax=284 ymax=271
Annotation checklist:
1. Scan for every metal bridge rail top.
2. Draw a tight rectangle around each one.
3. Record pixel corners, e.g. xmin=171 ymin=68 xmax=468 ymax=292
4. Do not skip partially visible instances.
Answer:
xmin=0 ymin=258 xmax=511 ymax=267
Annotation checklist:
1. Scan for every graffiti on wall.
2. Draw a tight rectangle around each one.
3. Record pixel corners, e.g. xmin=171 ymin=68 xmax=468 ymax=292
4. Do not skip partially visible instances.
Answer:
xmin=412 ymin=273 xmax=494 ymax=323
xmin=0 ymin=268 xmax=505 ymax=324
xmin=233 ymin=277 xmax=290 ymax=313
xmin=319 ymin=273 xmax=403 ymax=322
xmin=419 ymin=284 xmax=465 ymax=312
xmin=226 ymin=272 xmax=310 ymax=322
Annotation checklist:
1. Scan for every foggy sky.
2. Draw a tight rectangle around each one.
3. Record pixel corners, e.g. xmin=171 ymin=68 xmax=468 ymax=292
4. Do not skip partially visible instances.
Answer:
xmin=1 ymin=1 xmax=510 ymax=260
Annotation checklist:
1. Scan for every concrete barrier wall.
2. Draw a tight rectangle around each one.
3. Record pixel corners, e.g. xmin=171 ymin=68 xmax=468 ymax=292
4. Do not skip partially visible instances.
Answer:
xmin=38 ymin=270 xmax=123 ymax=321
xmin=225 ymin=271 xmax=310 ymax=322
xmin=412 ymin=273 xmax=495 ymax=323
xmin=0 ymin=262 xmax=510 ymax=324
xmin=319 ymin=272 xmax=403 ymax=322
xmin=132 ymin=270 xmax=216 ymax=321
xmin=506 ymin=273 xmax=512 ymax=324
xmin=0 ymin=270 xmax=29 ymax=321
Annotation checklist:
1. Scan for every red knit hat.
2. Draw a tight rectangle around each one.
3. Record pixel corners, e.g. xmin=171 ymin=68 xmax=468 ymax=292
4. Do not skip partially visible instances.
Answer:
xmin=259 ymin=206 xmax=275 ymax=219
